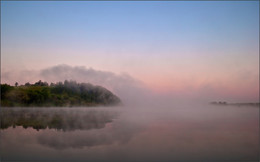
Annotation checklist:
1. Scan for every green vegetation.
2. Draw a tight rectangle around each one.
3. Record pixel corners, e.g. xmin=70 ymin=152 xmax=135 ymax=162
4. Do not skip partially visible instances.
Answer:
xmin=1 ymin=80 xmax=121 ymax=107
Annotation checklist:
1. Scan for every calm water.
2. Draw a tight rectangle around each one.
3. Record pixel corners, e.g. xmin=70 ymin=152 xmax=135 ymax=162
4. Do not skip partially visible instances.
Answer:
xmin=0 ymin=104 xmax=259 ymax=161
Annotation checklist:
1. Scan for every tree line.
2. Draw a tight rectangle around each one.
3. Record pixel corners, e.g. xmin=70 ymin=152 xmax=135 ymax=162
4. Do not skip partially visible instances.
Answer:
xmin=1 ymin=80 xmax=121 ymax=107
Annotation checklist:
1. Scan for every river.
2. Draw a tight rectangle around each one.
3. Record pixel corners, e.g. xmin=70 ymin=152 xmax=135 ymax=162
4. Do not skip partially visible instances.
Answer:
xmin=0 ymin=104 xmax=259 ymax=161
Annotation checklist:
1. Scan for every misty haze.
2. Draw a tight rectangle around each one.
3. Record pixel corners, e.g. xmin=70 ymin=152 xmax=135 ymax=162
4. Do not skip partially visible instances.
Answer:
xmin=1 ymin=1 xmax=259 ymax=162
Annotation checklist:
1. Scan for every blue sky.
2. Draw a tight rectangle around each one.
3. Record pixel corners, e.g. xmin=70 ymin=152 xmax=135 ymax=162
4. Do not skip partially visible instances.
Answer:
xmin=2 ymin=1 xmax=258 ymax=52
xmin=1 ymin=1 xmax=259 ymax=101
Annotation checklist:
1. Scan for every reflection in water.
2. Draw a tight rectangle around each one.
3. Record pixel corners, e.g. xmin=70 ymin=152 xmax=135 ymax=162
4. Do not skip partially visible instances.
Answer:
xmin=1 ymin=108 xmax=119 ymax=131
xmin=0 ymin=105 xmax=259 ymax=161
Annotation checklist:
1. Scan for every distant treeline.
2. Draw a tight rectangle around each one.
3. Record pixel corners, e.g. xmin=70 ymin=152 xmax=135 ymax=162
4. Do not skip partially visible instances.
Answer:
xmin=1 ymin=80 xmax=121 ymax=107
xmin=210 ymin=101 xmax=259 ymax=107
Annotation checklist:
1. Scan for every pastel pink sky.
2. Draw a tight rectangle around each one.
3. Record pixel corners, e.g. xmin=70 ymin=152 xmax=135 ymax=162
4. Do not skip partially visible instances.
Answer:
xmin=1 ymin=1 xmax=259 ymax=102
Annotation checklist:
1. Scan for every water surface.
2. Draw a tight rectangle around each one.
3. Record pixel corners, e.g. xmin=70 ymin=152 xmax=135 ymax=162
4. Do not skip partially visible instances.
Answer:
xmin=0 ymin=104 xmax=259 ymax=161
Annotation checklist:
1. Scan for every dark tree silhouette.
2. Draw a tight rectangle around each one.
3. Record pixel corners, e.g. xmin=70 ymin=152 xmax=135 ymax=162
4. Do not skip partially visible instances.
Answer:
xmin=1 ymin=80 xmax=121 ymax=107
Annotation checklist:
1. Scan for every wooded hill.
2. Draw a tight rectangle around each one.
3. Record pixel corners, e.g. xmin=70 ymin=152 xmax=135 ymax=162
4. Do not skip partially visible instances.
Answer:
xmin=1 ymin=80 xmax=121 ymax=107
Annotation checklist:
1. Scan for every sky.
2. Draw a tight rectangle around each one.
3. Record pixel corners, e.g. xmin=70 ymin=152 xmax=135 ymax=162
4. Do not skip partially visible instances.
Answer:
xmin=1 ymin=1 xmax=259 ymax=102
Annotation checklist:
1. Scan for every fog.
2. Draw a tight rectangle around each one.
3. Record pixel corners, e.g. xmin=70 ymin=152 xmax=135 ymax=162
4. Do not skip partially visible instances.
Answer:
xmin=3 ymin=64 xmax=256 ymax=107
xmin=1 ymin=105 xmax=258 ymax=161
xmin=1 ymin=63 xmax=259 ymax=161
xmin=1 ymin=65 xmax=259 ymax=161
xmin=40 ymin=65 xmax=153 ymax=106
xmin=2 ymin=65 xmax=152 ymax=106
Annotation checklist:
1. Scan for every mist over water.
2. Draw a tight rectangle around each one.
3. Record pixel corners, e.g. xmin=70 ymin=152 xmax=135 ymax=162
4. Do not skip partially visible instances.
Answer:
xmin=2 ymin=64 xmax=259 ymax=105
xmin=1 ymin=0 xmax=259 ymax=161
xmin=2 ymin=65 xmax=152 ymax=106
xmin=1 ymin=65 xmax=259 ymax=161
xmin=1 ymin=104 xmax=259 ymax=161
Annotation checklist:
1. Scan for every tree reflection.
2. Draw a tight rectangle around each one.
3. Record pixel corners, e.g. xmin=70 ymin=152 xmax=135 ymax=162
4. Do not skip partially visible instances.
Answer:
xmin=0 ymin=108 xmax=119 ymax=131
